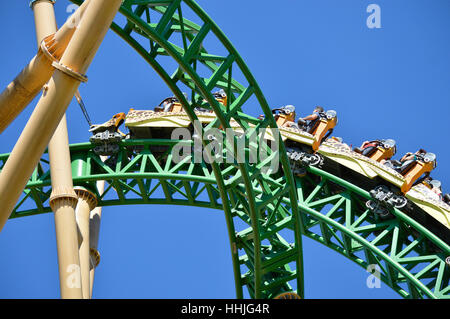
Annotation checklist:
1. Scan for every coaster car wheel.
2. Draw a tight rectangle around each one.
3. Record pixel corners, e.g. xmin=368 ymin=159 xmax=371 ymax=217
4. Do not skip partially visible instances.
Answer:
xmin=366 ymin=200 xmax=392 ymax=219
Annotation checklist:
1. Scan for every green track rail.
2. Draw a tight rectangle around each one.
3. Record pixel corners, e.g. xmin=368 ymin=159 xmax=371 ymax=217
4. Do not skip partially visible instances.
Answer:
xmin=1 ymin=0 xmax=448 ymax=299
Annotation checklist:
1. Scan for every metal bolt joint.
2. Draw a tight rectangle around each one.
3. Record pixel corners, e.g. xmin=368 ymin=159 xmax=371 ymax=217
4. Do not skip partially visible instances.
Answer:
xmin=49 ymin=186 xmax=78 ymax=210
xmin=29 ymin=0 xmax=56 ymax=9
xmin=74 ymin=187 xmax=98 ymax=211
xmin=39 ymin=35 xmax=89 ymax=83
xmin=49 ymin=196 xmax=79 ymax=212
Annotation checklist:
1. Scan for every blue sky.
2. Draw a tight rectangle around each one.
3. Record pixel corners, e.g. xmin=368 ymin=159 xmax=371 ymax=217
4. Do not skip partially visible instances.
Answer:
xmin=0 ymin=0 xmax=449 ymax=298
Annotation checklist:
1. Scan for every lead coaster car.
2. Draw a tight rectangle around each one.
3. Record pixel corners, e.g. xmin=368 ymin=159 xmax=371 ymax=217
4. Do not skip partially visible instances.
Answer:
xmin=89 ymin=112 xmax=126 ymax=156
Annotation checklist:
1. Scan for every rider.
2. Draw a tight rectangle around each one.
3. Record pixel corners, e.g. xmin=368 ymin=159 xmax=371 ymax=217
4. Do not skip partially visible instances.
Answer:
xmin=355 ymin=140 xmax=379 ymax=157
xmin=396 ymin=149 xmax=427 ymax=173
xmin=298 ymin=106 xmax=324 ymax=133
xmin=155 ymin=99 xmax=173 ymax=112
xmin=422 ymin=177 xmax=443 ymax=201
xmin=430 ymin=180 xmax=443 ymax=201
xmin=258 ymin=104 xmax=296 ymax=124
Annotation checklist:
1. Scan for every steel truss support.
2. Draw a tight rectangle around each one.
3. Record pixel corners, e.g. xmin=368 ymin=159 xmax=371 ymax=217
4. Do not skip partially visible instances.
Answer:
xmin=2 ymin=140 xmax=448 ymax=298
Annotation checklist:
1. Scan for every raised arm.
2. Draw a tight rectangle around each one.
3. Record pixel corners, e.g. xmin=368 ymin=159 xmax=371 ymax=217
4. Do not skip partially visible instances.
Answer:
xmin=302 ymin=113 xmax=319 ymax=121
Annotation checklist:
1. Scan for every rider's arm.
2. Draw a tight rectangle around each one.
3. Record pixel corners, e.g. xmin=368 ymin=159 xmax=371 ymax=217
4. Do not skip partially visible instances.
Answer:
xmin=302 ymin=113 xmax=319 ymax=121
xmin=361 ymin=141 xmax=369 ymax=148
xmin=401 ymin=153 xmax=414 ymax=162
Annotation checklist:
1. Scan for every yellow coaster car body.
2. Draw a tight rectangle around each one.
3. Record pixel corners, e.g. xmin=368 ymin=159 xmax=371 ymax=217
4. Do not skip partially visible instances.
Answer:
xmin=353 ymin=139 xmax=396 ymax=163
xmin=317 ymin=138 xmax=437 ymax=195
xmin=406 ymin=182 xmax=450 ymax=230
xmin=89 ymin=112 xmax=126 ymax=134
xmin=400 ymin=157 xmax=436 ymax=193
xmin=309 ymin=115 xmax=338 ymax=151
xmin=125 ymin=108 xmax=216 ymax=129
xmin=125 ymin=98 xmax=215 ymax=130
xmin=261 ymin=108 xmax=337 ymax=152
xmin=125 ymin=92 xmax=229 ymax=130
xmin=318 ymin=138 xmax=406 ymax=188
xmin=372 ymin=146 xmax=396 ymax=162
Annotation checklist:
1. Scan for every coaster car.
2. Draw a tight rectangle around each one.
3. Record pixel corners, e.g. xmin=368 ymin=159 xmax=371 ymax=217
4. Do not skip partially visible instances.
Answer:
xmin=262 ymin=105 xmax=337 ymax=177
xmin=125 ymin=93 xmax=225 ymax=139
xmin=318 ymin=139 xmax=437 ymax=195
xmin=406 ymin=178 xmax=450 ymax=231
xmin=422 ymin=177 xmax=443 ymax=199
xmin=385 ymin=151 xmax=437 ymax=193
xmin=89 ymin=112 xmax=126 ymax=155
xmin=213 ymin=89 xmax=227 ymax=107
xmin=273 ymin=105 xmax=296 ymax=127
xmin=89 ymin=112 xmax=126 ymax=135
xmin=296 ymin=109 xmax=338 ymax=150
xmin=353 ymin=139 xmax=397 ymax=162
xmin=263 ymin=106 xmax=338 ymax=152
xmin=154 ymin=96 xmax=183 ymax=113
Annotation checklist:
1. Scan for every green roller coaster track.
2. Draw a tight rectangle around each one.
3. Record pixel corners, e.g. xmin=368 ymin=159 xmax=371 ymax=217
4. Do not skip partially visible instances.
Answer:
xmin=1 ymin=0 xmax=449 ymax=299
